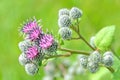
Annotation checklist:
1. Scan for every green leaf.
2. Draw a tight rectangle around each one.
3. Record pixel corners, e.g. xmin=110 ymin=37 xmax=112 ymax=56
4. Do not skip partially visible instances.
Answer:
xmin=112 ymin=54 xmax=120 ymax=80
xmin=94 ymin=25 xmax=115 ymax=51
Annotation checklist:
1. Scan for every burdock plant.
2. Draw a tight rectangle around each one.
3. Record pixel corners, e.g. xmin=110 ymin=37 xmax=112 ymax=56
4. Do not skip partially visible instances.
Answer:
xmin=18 ymin=7 xmax=119 ymax=80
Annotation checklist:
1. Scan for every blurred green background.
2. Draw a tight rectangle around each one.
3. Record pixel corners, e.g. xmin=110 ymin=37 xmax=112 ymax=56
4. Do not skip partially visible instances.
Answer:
xmin=0 ymin=0 xmax=120 ymax=80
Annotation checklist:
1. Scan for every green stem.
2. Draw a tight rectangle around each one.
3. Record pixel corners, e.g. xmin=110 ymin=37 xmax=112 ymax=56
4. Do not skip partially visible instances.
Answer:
xmin=71 ymin=20 xmax=95 ymax=51
xmin=106 ymin=67 xmax=114 ymax=73
xmin=44 ymin=52 xmax=71 ymax=59
xmin=71 ymin=20 xmax=115 ymax=73
xmin=80 ymin=35 xmax=95 ymax=50
xmin=58 ymin=47 xmax=90 ymax=55
xmin=77 ymin=19 xmax=80 ymax=33
xmin=71 ymin=37 xmax=81 ymax=40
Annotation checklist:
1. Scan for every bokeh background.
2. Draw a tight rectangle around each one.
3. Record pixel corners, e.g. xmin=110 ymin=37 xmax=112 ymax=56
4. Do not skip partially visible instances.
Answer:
xmin=0 ymin=0 xmax=120 ymax=80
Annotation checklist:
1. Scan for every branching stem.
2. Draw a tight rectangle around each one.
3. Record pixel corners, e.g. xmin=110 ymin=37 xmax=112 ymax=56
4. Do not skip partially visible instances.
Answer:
xmin=58 ymin=47 xmax=90 ymax=55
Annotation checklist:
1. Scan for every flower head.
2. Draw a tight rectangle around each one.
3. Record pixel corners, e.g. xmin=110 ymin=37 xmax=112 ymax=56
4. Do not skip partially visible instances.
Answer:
xmin=28 ymin=27 xmax=42 ymax=40
xmin=39 ymin=34 xmax=54 ymax=49
xmin=22 ymin=18 xmax=38 ymax=33
xmin=26 ymin=46 xmax=39 ymax=59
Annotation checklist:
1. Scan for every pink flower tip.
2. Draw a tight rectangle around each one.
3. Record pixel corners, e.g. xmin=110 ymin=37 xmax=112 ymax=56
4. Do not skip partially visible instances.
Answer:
xmin=26 ymin=46 xmax=38 ymax=59
xmin=28 ymin=27 xmax=42 ymax=40
xmin=39 ymin=34 xmax=54 ymax=49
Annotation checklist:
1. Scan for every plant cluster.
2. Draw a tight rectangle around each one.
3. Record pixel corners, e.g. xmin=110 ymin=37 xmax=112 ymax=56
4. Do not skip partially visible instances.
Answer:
xmin=18 ymin=7 xmax=116 ymax=78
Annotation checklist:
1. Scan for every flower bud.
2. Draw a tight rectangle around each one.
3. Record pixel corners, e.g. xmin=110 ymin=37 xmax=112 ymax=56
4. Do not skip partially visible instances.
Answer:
xmin=59 ymin=8 xmax=69 ymax=17
xmin=19 ymin=53 xmax=30 ymax=66
xmin=25 ymin=63 xmax=39 ymax=75
xmin=102 ymin=54 xmax=113 ymax=67
xmin=88 ymin=51 xmax=102 ymax=63
xmin=58 ymin=15 xmax=71 ymax=27
xmin=79 ymin=55 xmax=88 ymax=68
xmin=87 ymin=62 xmax=99 ymax=73
xmin=18 ymin=39 xmax=31 ymax=52
xmin=103 ymin=51 xmax=113 ymax=57
xmin=70 ymin=7 xmax=82 ymax=19
xmin=58 ymin=27 xmax=72 ymax=40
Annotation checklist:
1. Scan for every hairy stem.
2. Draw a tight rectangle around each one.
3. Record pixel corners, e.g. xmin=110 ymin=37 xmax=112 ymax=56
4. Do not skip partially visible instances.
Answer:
xmin=44 ymin=52 xmax=71 ymax=59
xmin=106 ymin=67 xmax=114 ymax=73
xmin=71 ymin=23 xmax=95 ymax=50
xmin=80 ymin=35 xmax=95 ymax=50
xmin=71 ymin=37 xmax=81 ymax=40
xmin=58 ymin=47 xmax=90 ymax=55
xmin=77 ymin=19 xmax=80 ymax=33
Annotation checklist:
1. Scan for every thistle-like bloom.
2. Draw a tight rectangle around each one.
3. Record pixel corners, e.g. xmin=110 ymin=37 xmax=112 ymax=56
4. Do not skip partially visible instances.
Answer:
xmin=28 ymin=27 xmax=42 ymax=40
xmin=26 ymin=46 xmax=39 ymax=59
xmin=39 ymin=34 xmax=54 ymax=49
xmin=22 ymin=19 xmax=38 ymax=33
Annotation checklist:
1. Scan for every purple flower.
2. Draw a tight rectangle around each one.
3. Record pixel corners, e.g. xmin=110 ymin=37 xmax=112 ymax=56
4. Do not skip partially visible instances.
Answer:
xmin=39 ymin=34 xmax=54 ymax=49
xmin=26 ymin=46 xmax=38 ymax=59
xmin=22 ymin=19 xmax=38 ymax=33
xmin=28 ymin=27 xmax=42 ymax=40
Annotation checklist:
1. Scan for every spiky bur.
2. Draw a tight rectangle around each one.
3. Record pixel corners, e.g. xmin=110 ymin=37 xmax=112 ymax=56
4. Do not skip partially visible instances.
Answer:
xmin=39 ymin=34 xmax=58 ymax=55
xmin=58 ymin=27 xmax=72 ymax=40
xmin=19 ymin=53 xmax=30 ymax=66
xmin=88 ymin=51 xmax=102 ymax=63
xmin=21 ymin=18 xmax=38 ymax=33
xmin=26 ymin=46 xmax=39 ymax=59
xmin=18 ymin=39 xmax=32 ymax=52
xmin=70 ymin=7 xmax=83 ymax=19
xmin=59 ymin=8 xmax=69 ymax=17
xmin=102 ymin=51 xmax=113 ymax=67
xmin=87 ymin=61 xmax=99 ymax=73
xmin=25 ymin=63 xmax=39 ymax=75
xmin=20 ymin=17 xmax=43 ymax=41
xmin=27 ymin=27 xmax=42 ymax=41
xmin=87 ymin=51 xmax=101 ymax=73
xmin=58 ymin=15 xmax=71 ymax=28
xmin=78 ymin=55 xmax=88 ymax=68
xmin=18 ymin=17 xmax=58 ymax=75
